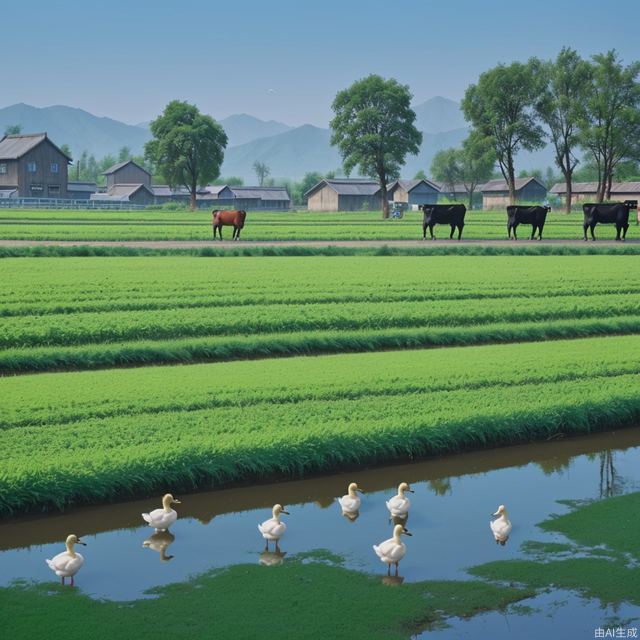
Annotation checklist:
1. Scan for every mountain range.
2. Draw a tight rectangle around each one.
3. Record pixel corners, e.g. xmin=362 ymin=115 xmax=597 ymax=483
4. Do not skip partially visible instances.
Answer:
xmin=0 ymin=99 xmax=556 ymax=182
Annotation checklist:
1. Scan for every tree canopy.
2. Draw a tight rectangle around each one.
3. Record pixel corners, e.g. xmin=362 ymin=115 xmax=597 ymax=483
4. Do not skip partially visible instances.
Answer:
xmin=462 ymin=60 xmax=546 ymax=204
xmin=145 ymin=101 xmax=227 ymax=209
xmin=330 ymin=75 xmax=422 ymax=217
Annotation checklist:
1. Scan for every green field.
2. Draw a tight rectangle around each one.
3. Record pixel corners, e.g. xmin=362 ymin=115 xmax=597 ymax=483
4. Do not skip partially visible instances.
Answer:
xmin=1 ymin=335 xmax=639 ymax=515
xmin=1 ymin=255 xmax=639 ymax=372
xmin=0 ymin=208 xmax=623 ymax=241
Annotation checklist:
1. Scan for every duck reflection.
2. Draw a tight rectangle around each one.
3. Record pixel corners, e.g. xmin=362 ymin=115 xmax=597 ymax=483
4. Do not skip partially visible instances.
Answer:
xmin=259 ymin=549 xmax=287 ymax=567
xmin=143 ymin=530 xmax=175 ymax=562
xmin=341 ymin=509 xmax=360 ymax=523
xmin=390 ymin=513 xmax=408 ymax=527
xmin=381 ymin=575 xmax=405 ymax=586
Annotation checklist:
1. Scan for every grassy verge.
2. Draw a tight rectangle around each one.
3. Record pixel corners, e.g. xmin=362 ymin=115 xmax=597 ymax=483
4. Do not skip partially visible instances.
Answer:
xmin=0 ymin=554 xmax=532 ymax=640
xmin=1 ymin=337 xmax=639 ymax=516
xmin=471 ymin=491 xmax=640 ymax=607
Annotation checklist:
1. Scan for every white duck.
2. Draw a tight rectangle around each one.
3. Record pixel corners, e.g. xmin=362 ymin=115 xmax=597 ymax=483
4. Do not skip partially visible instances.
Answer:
xmin=338 ymin=482 xmax=363 ymax=514
xmin=373 ymin=524 xmax=412 ymax=575
xmin=46 ymin=534 xmax=86 ymax=586
xmin=385 ymin=482 xmax=414 ymax=517
xmin=142 ymin=493 xmax=181 ymax=531
xmin=490 ymin=504 xmax=512 ymax=545
xmin=258 ymin=504 xmax=289 ymax=549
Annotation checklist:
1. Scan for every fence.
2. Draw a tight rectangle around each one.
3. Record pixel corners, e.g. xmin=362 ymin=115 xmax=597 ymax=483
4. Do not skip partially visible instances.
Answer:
xmin=0 ymin=197 xmax=146 ymax=211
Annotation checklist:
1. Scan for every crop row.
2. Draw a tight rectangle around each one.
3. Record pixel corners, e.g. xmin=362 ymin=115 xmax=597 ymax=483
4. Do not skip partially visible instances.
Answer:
xmin=2 ymin=335 xmax=638 ymax=431
xmin=1 ymin=364 xmax=638 ymax=515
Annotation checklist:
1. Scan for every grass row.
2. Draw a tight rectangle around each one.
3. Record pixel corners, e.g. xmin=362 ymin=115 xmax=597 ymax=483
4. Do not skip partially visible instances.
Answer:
xmin=1 ymin=336 xmax=639 ymax=516
xmin=2 ymin=208 xmax=636 ymax=241
xmin=1 ymin=256 xmax=638 ymax=372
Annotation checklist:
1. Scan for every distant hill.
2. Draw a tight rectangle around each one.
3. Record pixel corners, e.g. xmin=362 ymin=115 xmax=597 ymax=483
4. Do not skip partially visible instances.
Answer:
xmin=0 ymin=103 xmax=151 ymax=159
xmin=413 ymin=96 xmax=468 ymax=133
xmin=218 ymin=113 xmax=291 ymax=148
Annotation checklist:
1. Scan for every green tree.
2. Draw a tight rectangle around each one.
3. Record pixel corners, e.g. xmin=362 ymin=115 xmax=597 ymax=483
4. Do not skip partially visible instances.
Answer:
xmin=118 ymin=146 xmax=132 ymax=163
xmin=413 ymin=169 xmax=427 ymax=180
xmin=59 ymin=144 xmax=72 ymax=161
xmin=462 ymin=60 xmax=546 ymax=204
xmin=536 ymin=48 xmax=592 ymax=213
xmin=252 ymin=161 xmax=271 ymax=186
xmin=330 ymin=75 xmax=422 ymax=218
xmin=430 ymin=148 xmax=461 ymax=195
xmin=578 ymin=50 xmax=640 ymax=201
xmin=212 ymin=176 xmax=244 ymax=186
xmin=458 ymin=132 xmax=495 ymax=210
xmin=4 ymin=124 xmax=21 ymax=136
xmin=145 ymin=100 xmax=228 ymax=209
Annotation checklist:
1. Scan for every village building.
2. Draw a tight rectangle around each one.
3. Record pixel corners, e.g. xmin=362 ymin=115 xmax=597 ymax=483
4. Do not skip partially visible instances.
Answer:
xmin=0 ymin=132 xmax=71 ymax=198
xmin=67 ymin=181 xmax=97 ymax=200
xmin=102 ymin=160 xmax=151 ymax=190
xmin=305 ymin=179 xmax=382 ymax=211
xmin=549 ymin=181 xmax=640 ymax=206
xmin=199 ymin=185 xmax=291 ymax=210
xmin=91 ymin=183 xmax=155 ymax=206
xmin=479 ymin=177 xmax=548 ymax=210
xmin=387 ymin=179 xmax=439 ymax=207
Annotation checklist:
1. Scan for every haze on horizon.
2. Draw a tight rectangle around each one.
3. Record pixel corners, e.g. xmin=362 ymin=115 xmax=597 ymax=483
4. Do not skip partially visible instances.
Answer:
xmin=3 ymin=0 xmax=639 ymax=127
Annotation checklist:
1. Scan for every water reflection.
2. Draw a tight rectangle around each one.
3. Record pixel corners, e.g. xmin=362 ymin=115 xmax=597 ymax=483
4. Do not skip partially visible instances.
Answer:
xmin=259 ymin=549 xmax=286 ymax=567
xmin=390 ymin=514 xmax=409 ymax=527
xmin=142 ymin=531 xmax=175 ymax=562
xmin=598 ymin=450 xmax=622 ymax=498
xmin=381 ymin=575 xmax=405 ymax=586
xmin=341 ymin=509 xmax=360 ymax=522
xmin=428 ymin=478 xmax=452 ymax=496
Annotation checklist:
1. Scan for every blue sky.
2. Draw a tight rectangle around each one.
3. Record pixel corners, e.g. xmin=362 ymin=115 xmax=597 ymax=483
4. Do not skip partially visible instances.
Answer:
xmin=4 ymin=0 xmax=639 ymax=126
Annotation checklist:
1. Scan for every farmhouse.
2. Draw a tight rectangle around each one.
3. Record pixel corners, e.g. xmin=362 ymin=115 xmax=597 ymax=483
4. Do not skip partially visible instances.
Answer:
xmin=91 ymin=183 xmax=155 ymax=206
xmin=305 ymin=179 xmax=382 ymax=211
xmin=0 ymin=132 xmax=71 ymax=198
xmin=387 ymin=179 xmax=439 ymax=206
xmin=102 ymin=160 xmax=151 ymax=190
xmin=550 ymin=181 xmax=640 ymax=205
xmin=479 ymin=177 xmax=548 ymax=210
xmin=67 ymin=181 xmax=97 ymax=200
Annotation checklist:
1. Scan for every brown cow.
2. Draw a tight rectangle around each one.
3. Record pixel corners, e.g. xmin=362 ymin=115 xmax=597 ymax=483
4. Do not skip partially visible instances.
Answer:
xmin=212 ymin=209 xmax=247 ymax=240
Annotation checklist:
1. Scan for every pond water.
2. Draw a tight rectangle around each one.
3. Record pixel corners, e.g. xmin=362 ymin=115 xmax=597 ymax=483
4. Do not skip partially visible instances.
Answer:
xmin=1 ymin=428 xmax=639 ymax=634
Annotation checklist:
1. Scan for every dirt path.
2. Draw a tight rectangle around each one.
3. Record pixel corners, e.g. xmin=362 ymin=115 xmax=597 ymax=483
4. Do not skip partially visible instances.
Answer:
xmin=1 ymin=238 xmax=638 ymax=248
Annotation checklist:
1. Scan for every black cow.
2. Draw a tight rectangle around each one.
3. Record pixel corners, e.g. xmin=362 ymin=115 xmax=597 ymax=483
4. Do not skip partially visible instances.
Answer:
xmin=507 ymin=205 xmax=551 ymax=240
xmin=582 ymin=200 xmax=636 ymax=241
xmin=420 ymin=204 xmax=466 ymax=240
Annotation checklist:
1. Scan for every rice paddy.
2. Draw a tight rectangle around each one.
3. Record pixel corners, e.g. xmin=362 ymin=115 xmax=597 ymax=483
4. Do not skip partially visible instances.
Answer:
xmin=0 ymin=208 xmax=624 ymax=241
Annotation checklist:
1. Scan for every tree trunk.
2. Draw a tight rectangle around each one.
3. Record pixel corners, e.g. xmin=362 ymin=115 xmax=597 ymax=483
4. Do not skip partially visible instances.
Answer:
xmin=507 ymin=152 xmax=516 ymax=205
xmin=564 ymin=170 xmax=572 ymax=214
xmin=468 ymin=188 xmax=474 ymax=211
xmin=380 ymin=179 xmax=389 ymax=218
xmin=190 ymin=180 xmax=197 ymax=211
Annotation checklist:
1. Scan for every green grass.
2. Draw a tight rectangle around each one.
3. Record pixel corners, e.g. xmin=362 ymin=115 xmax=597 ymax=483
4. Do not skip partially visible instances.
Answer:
xmin=0 ymin=555 xmax=532 ymax=640
xmin=471 ymin=491 xmax=640 ymax=607
xmin=1 ymin=208 xmax=632 ymax=241
xmin=1 ymin=336 xmax=638 ymax=516
xmin=1 ymin=255 xmax=639 ymax=372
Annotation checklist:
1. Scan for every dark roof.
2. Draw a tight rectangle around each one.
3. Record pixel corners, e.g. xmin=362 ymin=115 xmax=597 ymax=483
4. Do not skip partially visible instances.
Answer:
xmin=101 ymin=160 xmax=151 ymax=177
xmin=67 ymin=181 xmax=97 ymax=193
xmin=0 ymin=132 xmax=72 ymax=162
xmin=107 ymin=183 xmax=154 ymax=198
xmin=388 ymin=178 xmax=440 ymax=193
xmin=550 ymin=181 xmax=640 ymax=195
xmin=202 ymin=185 xmax=233 ymax=196
xmin=479 ymin=177 xmax=547 ymax=193
xmin=436 ymin=182 xmax=470 ymax=193
xmin=230 ymin=186 xmax=290 ymax=201
xmin=305 ymin=179 xmax=381 ymax=198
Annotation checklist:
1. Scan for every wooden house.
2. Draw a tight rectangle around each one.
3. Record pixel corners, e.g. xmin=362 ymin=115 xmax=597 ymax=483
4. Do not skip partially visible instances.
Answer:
xmin=305 ymin=179 xmax=382 ymax=211
xmin=91 ymin=183 xmax=155 ymax=206
xmin=102 ymin=160 xmax=151 ymax=190
xmin=67 ymin=181 xmax=97 ymax=200
xmin=479 ymin=177 xmax=548 ymax=210
xmin=0 ymin=132 xmax=71 ymax=198
xmin=550 ymin=181 xmax=640 ymax=206
xmin=387 ymin=179 xmax=439 ymax=206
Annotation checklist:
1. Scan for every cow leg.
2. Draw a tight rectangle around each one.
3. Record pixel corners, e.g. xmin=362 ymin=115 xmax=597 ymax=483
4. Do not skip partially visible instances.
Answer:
xmin=538 ymin=223 xmax=544 ymax=241
xmin=422 ymin=224 xmax=427 ymax=241
xmin=623 ymin=224 xmax=629 ymax=240
xmin=430 ymin=224 xmax=435 ymax=240
xmin=457 ymin=224 xmax=463 ymax=240
xmin=590 ymin=224 xmax=596 ymax=241
xmin=615 ymin=225 xmax=621 ymax=241
xmin=513 ymin=225 xmax=518 ymax=241
xmin=236 ymin=226 xmax=242 ymax=240
xmin=449 ymin=224 xmax=455 ymax=240
xmin=583 ymin=224 xmax=588 ymax=241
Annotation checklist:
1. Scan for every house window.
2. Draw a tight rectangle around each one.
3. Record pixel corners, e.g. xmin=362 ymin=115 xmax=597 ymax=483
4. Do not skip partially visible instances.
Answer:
xmin=30 ymin=184 xmax=44 ymax=194
xmin=50 ymin=162 xmax=59 ymax=173
xmin=0 ymin=163 xmax=6 ymax=174
xmin=48 ymin=185 xmax=60 ymax=196
xmin=27 ymin=161 xmax=37 ymax=173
